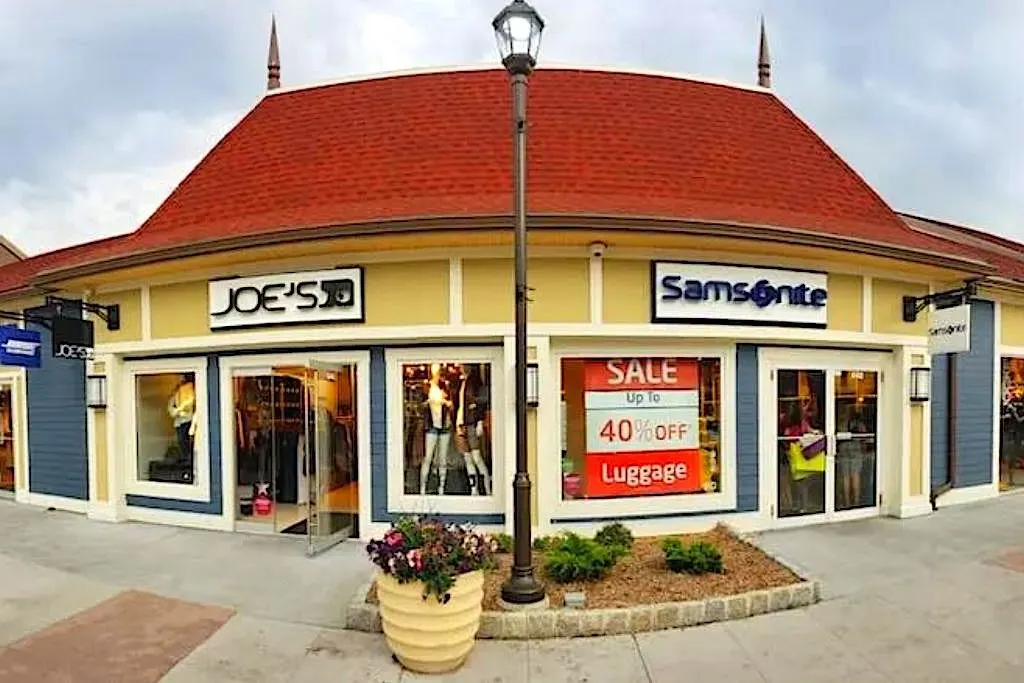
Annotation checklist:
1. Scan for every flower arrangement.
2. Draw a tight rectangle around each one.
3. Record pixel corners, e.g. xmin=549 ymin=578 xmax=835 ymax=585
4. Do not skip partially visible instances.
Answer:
xmin=366 ymin=516 xmax=497 ymax=602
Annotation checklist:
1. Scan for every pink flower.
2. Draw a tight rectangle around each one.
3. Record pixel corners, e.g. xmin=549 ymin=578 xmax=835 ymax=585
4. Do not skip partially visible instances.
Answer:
xmin=384 ymin=530 xmax=403 ymax=547
xmin=408 ymin=549 xmax=423 ymax=570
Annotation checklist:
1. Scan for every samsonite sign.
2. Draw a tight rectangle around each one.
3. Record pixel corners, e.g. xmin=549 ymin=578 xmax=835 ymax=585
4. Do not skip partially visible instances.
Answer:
xmin=928 ymin=304 xmax=971 ymax=354
xmin=652 ymin=261 xmax=828 ymax=327
xmin=209 ymin=267 xmax=364 ymax=330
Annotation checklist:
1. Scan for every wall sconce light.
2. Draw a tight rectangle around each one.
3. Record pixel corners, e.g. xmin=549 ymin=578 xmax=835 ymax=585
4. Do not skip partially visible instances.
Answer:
xmin=909 ymin=366 xmax=931 ymax=403
xmin=86 ymin=375 xmax=107 ymax=409
xmin=526 ymin=362 xmax=539 ymax=407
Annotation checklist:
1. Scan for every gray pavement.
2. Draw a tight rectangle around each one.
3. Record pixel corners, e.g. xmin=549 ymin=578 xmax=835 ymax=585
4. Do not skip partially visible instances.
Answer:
xmin=2 ymin=495 xmax=1024 ymax=681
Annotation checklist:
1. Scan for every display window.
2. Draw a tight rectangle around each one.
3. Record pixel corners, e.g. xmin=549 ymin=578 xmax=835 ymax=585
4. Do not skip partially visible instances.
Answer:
xmin=1000 ymin=357 xmax=1024 ymax=490
xmin=0 ymin=383 xmax=15 ymax=494
xmin=550 ymin=347 xmax=735 ymax=520
xmin=125 ymin=358 xmax=210 ymax=501
xmin=386 ymin=347 xmax=504 ymax=515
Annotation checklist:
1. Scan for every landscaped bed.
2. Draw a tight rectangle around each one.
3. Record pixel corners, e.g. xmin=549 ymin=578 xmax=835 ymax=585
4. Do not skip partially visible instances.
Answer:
xmin=366 ymin=523 xmax=801 ymax=611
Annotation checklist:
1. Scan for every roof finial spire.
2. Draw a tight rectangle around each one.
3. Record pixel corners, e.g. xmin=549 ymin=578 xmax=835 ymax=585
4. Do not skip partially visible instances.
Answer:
xmin=757 ymin=15 xmax=771 ymax=88
xmin=267 ymin=15 xmax=281 ymax=91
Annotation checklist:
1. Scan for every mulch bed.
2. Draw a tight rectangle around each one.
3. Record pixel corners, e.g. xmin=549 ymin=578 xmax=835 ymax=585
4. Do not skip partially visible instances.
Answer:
xmin=366 ymin=525 xmax=801 ymax=610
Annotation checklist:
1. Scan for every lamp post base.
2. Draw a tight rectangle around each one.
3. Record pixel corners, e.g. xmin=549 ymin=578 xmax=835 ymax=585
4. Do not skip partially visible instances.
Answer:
xmin=500 ymin=570 xmax=547 ymax=605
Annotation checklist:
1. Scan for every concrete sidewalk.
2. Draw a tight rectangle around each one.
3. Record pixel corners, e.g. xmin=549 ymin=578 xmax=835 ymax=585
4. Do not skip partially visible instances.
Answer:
xmin=2 ymin=496 xmax=1024 ymax=681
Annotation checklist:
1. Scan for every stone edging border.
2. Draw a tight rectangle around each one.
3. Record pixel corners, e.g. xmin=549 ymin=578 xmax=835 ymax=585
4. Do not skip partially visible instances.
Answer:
xmin=345 ymin=527 xmax=821 ymax=639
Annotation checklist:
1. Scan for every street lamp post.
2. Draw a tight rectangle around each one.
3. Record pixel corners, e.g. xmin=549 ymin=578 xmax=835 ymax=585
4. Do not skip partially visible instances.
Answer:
xmin=493 ymin=0 xmax=547 ymax=606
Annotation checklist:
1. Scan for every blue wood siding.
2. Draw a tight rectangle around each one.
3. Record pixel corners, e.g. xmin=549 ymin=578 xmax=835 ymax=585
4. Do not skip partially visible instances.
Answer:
xmin=736 ymin=344 xmax=759 ymax=511
xmin=369 ymin=346 xmax=503 ymax=525
xmin=931 ymin=299 xmax=995 ymax=488
xmin=25 ymin=307 xmax=88 ymax=500
xmin=126 ymin=355 xmax=223 ymax=513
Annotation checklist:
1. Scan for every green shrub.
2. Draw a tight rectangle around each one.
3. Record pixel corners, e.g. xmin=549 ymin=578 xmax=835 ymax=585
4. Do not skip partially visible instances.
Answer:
xmin=492 ymin=533 xmax=513 ymax=554
xmin=662 ymin=538 xmax=724 ymax=575
xmin=594 ymin=522 xmax=634 ymax=552
xmin=533 ymin=534 xmax=557 ymax=552
xmin=544 ymin=533 xmax=620 ymax=583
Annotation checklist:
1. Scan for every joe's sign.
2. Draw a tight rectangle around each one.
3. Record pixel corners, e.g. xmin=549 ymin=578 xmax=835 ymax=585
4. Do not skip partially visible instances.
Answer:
xmin=208 ymin=267 xmax=364 ymax=330
xmin=582 ymin=357 xmax=704 ymax=498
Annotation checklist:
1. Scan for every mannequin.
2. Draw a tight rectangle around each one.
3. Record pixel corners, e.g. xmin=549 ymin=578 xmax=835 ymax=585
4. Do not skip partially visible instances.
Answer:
xmin=167 ymin=376 xmax=197 ymax=462
xmin=456 ymin=367 xmax=490 ymax=495
xmin=420 ymin=363 xmax=453 ymax=494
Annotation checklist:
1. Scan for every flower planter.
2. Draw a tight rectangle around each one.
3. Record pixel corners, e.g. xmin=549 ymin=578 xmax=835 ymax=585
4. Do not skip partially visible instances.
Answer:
xmin=376 ymin=569 xmax=484 ymax=674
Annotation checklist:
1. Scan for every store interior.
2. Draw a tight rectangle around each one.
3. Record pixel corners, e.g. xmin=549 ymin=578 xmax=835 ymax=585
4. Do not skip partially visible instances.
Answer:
xmin=232 ymin=364 xmax=359 ymax=537
xmin=401 ymin=361 xmax=493 ymax=496
xmin=0 ymin=385 xmax=13 ymax=494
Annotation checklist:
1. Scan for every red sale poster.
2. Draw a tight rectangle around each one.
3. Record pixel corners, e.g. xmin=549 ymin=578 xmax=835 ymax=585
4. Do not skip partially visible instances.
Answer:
xmin=582 ymin=358 xmax=703 ymax=498
xmin=585 ymin=450 xmax=703 ymax=498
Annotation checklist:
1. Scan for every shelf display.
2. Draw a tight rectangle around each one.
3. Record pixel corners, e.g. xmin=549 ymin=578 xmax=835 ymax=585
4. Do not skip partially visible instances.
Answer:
xmin=401 ymin=362 xmax=493 ymax=496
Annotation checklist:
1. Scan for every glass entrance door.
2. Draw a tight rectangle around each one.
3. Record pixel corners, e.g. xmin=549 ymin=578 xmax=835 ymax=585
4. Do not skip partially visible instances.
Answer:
xmin=306 ymin=361 xmax=359 ymax=556
xmin=775 ymin=367 xmax=879 ymax=522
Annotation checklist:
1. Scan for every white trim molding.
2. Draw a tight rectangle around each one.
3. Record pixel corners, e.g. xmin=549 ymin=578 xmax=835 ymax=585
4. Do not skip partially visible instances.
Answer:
xmin=449 ymin=257 xmax=463 ymax=326
xmin=589 ymin=251 xmax=603 ymax=324
xmin=121 ymin=357 xmax=212 ymax=502
xmin=23 ymin=492 xmax=88 ymax=514
xmin=935 ymin=482 xmax=999 ymax=508
xmin=140 ymin=285 xmax=152 ymax=341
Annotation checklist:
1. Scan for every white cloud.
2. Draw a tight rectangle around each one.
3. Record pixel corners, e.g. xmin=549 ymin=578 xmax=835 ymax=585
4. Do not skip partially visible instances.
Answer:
xmin=0 ymin=109 xmax=236 ymax=255
xmin=2 ymin=0 xmax=1024 ymax=255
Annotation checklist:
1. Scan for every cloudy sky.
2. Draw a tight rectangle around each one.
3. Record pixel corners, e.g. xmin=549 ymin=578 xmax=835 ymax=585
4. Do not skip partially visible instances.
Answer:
xmin=1 ymin=0 xmax=1022 ymax=256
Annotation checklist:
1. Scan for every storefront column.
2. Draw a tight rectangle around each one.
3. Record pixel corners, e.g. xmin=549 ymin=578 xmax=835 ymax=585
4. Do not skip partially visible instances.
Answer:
xmin=896 ymin=345 xmax=932 ymax=518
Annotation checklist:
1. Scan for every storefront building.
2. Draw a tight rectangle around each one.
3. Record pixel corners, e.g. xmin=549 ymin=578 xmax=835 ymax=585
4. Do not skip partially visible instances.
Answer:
xmin=2 ymin=66 xmax=1024 ymax=549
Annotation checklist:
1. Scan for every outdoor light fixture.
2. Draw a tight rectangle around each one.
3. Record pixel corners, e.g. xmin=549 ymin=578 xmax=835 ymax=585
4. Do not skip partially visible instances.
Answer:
xmin=909 ymin=366 xmax=931 ymax=403
xmin=527 ymin=362 xmax=539 ymax=407
xmin=86 ymin=374 xmax=108 ymax=409
xmin=492 ymin=0 xmax=545 ymax=75
xmin=494 ymin=0 xmax=547 ymax=606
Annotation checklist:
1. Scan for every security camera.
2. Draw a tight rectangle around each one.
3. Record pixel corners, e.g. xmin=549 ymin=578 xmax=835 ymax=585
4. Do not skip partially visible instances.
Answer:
xmin=589 ymin=241 xmax=607 ymax=259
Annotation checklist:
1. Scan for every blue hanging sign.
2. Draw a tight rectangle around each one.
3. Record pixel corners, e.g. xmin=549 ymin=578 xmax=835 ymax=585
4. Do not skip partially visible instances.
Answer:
xmin=0 ymin=326 xmax=42 ymax=368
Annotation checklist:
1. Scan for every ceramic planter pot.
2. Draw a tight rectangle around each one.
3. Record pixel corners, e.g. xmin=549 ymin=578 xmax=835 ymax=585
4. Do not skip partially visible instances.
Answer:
xmin=376 ymin=569 xmax=484 ymax=674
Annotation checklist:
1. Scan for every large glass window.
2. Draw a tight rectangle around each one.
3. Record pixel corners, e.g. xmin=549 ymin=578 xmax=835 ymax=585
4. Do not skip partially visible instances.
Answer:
xmin=559 ymin=357 xmax=721 ymax=500
xmin=1000 ymin=358 xmax=1024 ymax=490
xmin=401 ymin=362 xmax=493 ymax=496
xmin=136 ymin=372 xmax=198 ymax=485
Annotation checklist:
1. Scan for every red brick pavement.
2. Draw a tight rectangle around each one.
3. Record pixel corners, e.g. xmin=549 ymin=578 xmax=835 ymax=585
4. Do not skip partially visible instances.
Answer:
xmin=0 ymin=589 xmax=234 ymax=682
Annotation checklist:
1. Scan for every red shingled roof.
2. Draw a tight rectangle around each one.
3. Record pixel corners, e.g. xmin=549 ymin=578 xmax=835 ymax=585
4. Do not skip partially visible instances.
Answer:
xmin=0 ymin=67 xmax=1011 ymax=295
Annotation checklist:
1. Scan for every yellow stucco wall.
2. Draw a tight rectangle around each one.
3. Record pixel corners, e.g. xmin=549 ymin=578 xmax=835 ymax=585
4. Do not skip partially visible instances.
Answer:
xmin=603 ymin=260 xmax=648 ymax=324
xmin=364 ymin=261 xmax=448 ymax=326
xmin=0 ymin=296 xmax=45 ymax=314
xmin=872 ymin=279 xmax=929 ymax=335
xmin=93 ymin=411 xmax=108 ymax=502
xmin=826 ymin=274 xmax=863 ymax=331
xmin=150 ymin=281 xmax=209 ymax=339
xmin=93 ymin=289 xmax=142 ymax=343
xmin=909 ymin=406 xmax=923 ymax=497
xmin=462 ymin=258 xmax=589 ymax=324
xmin=528 ymin=410 xmax=538 ymax=520
xmin=1001 ymin=303 xmax=1024 ymax=347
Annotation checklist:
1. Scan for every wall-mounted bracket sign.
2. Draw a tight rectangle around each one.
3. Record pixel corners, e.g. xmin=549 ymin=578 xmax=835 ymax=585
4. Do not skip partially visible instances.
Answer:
xmin=902 ymin=279 xmax=978 ymax=355
xmin=209 ymin=266 xmax=365 ymax=330
xmin=0 ymin=326 xmax=41 ymax=368
xmin=651 ymin=261 xmax=828 ymax=327
xmin=0 ymin=297 xmax=117 ymax=364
